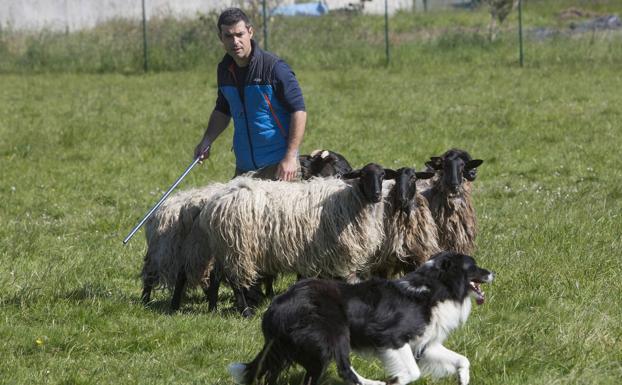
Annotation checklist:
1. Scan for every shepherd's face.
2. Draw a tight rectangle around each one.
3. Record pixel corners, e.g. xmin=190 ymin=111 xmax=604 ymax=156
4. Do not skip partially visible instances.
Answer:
xmin=219 ymin=20 xmax=254 ymax=66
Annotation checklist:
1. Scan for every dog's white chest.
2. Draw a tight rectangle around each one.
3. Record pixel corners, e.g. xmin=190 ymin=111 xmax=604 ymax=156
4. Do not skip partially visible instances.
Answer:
xmin=413 ymin=298 xmax=472 ymax=350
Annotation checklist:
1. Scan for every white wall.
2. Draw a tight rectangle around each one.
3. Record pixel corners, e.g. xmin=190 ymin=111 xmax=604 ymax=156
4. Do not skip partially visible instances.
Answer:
xmin=0 ymin=0 xmax=459 ymax=31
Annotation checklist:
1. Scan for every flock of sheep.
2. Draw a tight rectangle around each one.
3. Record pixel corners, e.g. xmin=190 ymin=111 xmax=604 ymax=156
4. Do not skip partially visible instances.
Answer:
xmin=139 ymin=148 xmax=484 ymax=316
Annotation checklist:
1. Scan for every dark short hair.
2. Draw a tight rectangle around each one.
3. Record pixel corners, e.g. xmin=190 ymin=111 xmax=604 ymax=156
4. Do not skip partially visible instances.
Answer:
xmin=218 ymin=8 xmax=252 ymax=32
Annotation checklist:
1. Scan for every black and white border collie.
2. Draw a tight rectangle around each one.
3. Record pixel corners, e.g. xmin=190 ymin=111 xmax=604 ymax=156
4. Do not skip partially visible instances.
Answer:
xmin=229 ymin=251 xmax=494 ymax=385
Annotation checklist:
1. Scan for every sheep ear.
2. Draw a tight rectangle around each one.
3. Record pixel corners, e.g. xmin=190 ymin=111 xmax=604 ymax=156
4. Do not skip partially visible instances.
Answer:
xmin=415 ymin=171 xmax=435 ymax=180
xmin=327 ymin=153 xmax=340 ymax=164
xmin=466 ymin=159 xmax=483 ymax=169
xmin=426 ymin=157 xmax=443 ymax=170
xmin=342 ymin=169 xmax=362 ymax=179
xmin=310 ymin=149 xmax=322 ymax=157
xmin=385 ymin=168 xmax=398 ymax=180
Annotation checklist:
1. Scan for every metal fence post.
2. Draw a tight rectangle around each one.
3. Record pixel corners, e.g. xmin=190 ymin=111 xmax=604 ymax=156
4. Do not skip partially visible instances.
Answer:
xmin=142 ymin=0 xmax=148 ymax=72
xmin=385 ymin=0 xmax=390 ymax=66
xmin=262 ymin=0 xmax=269 ymax=51
xmin=518 ymin=0 xmax=524 ymax=67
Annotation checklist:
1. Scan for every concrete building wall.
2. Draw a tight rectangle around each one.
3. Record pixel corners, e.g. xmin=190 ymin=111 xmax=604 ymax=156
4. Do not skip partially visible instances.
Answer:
xmin=0 ymin=0 xmax=463 ymax=31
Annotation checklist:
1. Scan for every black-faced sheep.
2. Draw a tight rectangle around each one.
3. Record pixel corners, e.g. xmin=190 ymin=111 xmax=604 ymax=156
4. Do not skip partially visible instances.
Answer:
xmin=419 ymin=148 xmax=484 ymax=255
xmin=300 ymin=149 xmax=353 ymax=179
xmin=368 ymin=167 xmax=440 ymax=278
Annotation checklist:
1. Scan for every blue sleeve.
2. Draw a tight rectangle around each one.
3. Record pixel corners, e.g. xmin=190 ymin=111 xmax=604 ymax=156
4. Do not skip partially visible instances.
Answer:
xmin=214 ymin=88 xmax=231 ymax=116
xmin=273 ymin=61 xmax=306 ymax=113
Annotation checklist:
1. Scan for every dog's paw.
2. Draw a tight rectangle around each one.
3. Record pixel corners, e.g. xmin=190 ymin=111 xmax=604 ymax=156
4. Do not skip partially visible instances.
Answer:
xmin=357 ymin=378 xmax=386 ymax=385
xmin=228 ymin=363 xmax=247 ymax=384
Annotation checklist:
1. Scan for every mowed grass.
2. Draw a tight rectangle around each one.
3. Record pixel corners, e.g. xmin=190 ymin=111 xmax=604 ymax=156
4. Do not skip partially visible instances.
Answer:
xmin=2 ymin=12 xmax=622 ymax=385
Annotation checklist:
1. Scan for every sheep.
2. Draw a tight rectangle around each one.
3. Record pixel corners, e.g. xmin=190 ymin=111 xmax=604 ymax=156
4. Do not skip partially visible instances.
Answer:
xmin=140 ymin=150 xmax=354 ymax=311
xmin=140 ymin=183 xmax=226 ymax=307
xmin=418 ymin=148 xmax=484 ymax=255
xmin=367 ymin=167 xmax=441 ymax=279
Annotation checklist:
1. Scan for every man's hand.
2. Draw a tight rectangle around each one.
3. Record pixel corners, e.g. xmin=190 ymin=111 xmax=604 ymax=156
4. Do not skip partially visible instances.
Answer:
xmin=194 ymin=139 xmax=211 ymax=161
xmin=277 ymin=155 xmax=299 ymax=181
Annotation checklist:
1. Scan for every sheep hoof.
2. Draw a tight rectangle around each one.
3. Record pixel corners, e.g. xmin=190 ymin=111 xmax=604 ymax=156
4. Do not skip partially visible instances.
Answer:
xmin=241 ymin=307 xmax=255 ymax=318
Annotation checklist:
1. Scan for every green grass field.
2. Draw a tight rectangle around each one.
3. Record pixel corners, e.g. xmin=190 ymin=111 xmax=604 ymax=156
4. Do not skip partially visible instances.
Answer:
xmin=1 ymin=2 xmax=622 ymax=384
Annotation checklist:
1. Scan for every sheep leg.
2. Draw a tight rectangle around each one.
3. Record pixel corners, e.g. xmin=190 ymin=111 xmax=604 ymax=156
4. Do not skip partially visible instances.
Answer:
xmin=232 ymin=285 xmax=254 ymax=318
xmin=263 ymin=275 xmax=275 ymax=298
xmin=141 ymin=274 xmax=156 ymax=304
xmin=170 ymin=269 xmax=187 ymax=312
xmin=204 ymin=268 xmax=221 ymax=312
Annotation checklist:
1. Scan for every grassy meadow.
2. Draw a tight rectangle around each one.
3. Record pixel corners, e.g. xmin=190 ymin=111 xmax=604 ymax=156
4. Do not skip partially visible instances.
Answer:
xmin=1 ymin=1 xmax=622 ymax=384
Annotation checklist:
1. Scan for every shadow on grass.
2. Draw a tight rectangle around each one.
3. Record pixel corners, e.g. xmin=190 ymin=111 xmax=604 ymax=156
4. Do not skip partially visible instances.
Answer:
xmin=50 ymin=280 xmax=276 ymax=318
xmin=142 ymin=289 xmax=262 ymax=317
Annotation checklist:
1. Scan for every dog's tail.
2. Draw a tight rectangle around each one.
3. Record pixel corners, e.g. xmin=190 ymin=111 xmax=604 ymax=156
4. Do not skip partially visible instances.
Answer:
xmin=228 ymin=340 xmax=277 ymax=384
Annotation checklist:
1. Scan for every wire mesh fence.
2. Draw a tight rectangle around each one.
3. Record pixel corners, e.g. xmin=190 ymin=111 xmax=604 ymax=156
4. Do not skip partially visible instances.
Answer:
xmin=0 ymin=0 xmax=620 ymax=73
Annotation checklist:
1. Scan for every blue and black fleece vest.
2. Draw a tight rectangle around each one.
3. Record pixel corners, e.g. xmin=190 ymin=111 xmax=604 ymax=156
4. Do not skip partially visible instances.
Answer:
xmin=216 ymin=42 xmax=294 ymax=172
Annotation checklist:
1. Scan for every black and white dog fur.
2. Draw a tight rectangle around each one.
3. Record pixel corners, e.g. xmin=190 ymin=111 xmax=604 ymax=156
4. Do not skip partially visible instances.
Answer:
xmin=229 ymin=251 xmax=494 ymax=385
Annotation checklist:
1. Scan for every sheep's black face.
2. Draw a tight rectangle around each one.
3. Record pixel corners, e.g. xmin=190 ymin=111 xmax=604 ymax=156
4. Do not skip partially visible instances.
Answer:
xmin=345 ymin=163 xmax=386 ymax=203
xmin=426 ymin=149 xmax=483 ymax=195
xmin=443 ymin=157 xmax=465 ymax=195
xmin=361 ymin=165 xmax=385 ymax=203
xmin=391 ymin=168 xmax=417 ymax=214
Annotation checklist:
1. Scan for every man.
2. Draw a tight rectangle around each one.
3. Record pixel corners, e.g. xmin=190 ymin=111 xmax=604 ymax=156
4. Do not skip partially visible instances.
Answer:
xmin=194 ymin=8 xmax=307 ymax=181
